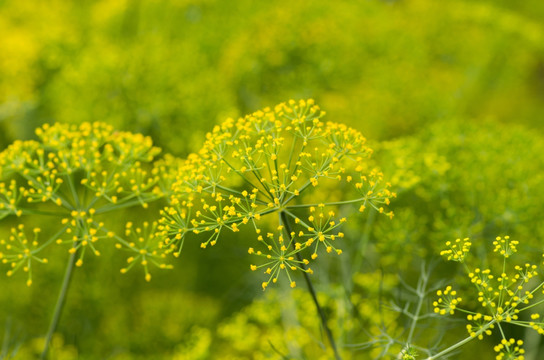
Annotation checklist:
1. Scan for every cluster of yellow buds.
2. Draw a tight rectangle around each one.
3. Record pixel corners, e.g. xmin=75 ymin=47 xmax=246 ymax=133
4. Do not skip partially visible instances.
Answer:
xmin=157 ymin=99 xmax=395 ymax=288
xmin=435 ymin=235 xmax=544 ymax=357
xmin=0 ymin=122 xmax=170 ymax=284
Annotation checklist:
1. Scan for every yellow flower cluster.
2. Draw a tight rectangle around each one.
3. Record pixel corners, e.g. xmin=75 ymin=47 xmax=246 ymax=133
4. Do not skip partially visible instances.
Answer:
xmin=440 ymin=238 xmax=471 ymax=262
xmin=494 ymin=339 xmax=525 ymax=360
xmin=466 ymin=313 xmax=494 ymax=340
xmin=493 ymin=236 xmax=519 ymax=258
xmin=0 ymin=224 xmax=47 ymax=286
xmin=0 ymin=180 xmax=24 ymax=218
xmin=0 ymin=122 xmax=168 ymax=284
xmin=117 ymin=221 xmax=172 ymax=282
xmin=57 ymin=208 xmax=114 ymax=267
xmin=436 ymin=235 xmax=544 ymax=356
xmin=433 ymin=286 xmax=462 ymax=315
xmin=158 ymin=99 xmax=395 ymax=288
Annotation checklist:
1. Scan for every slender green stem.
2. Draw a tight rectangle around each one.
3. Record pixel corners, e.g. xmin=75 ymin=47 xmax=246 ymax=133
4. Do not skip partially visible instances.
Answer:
xmin=407 ymin=267 xmax=428 ymax=344
xmin=520 ymin=296 xmax=544 ymax=312
xmin=425 ymin=321 xmax=496 ymax=359
xmin=20 ymin=209 xmax=68 ymax=217
xmin=94 ymin=195 xmax=159 ymax=214
xmin=35 ymin=225 xmax=70 ymax=253
xmin=220 ymin=157 xmax=273 ymax=201
xmin=210 ymin=184 xmax=269 ymax=206
xmin=40 ymin=249 xmax=78 ymax=360
xmin=280 ymin=211 xmax=342 ymax=360
xmin=285 ymin=197 xmax=367 ymax=209
xmin=65 ymin=174 xmax=81 ymax=209
xmin=282 ymin=179 xmax=312 ymax=205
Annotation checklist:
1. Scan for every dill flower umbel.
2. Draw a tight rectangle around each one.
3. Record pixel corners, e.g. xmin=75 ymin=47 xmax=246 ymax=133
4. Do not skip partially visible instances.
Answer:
xmin=433 ymin=235 xmax=544 ymax=358
xmin=158 ymin=99 xmax=395 ymax=288
xmin=0 ymin=122 xmax=170 ymax=284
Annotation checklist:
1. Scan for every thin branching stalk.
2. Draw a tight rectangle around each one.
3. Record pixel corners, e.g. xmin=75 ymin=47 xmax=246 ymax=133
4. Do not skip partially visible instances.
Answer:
xmin=40 ymin=249 xmax=78 ymax=360
xmin=425 ymin=320 xmax=496 ymax=359
xmin=407 ymin=263 xmax=430 ymax=344
xmin=280 ymin=211 xmax=342 ymax=360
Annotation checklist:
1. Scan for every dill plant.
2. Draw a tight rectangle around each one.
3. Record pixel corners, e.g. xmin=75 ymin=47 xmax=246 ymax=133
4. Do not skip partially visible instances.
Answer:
xmin=325 ymin=236 xmax=544 ymax=359
xmin=157 ymin=99 xmax=395 ymax=359
xmin=429 ymin=236 xmax=544 ymax=359
xmin=356 ymin=120 xmax=544 ymax=358
xmin=0 ymin=122 xmax=171 ymax=358
xmin=164 ymin=119 xmax=544 ymax=359
xmin=378 ymin=236 xmax=544 ymax=359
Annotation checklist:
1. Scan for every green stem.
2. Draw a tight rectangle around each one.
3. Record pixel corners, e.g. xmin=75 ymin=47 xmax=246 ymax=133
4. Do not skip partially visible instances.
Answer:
xmin=220 ymin=157 xmax=274 ymax=201
xmin=20 ymin=209 xmax=68 ymax=217
xmin=425 ymin=321 xmax=496 ymax=359
xmin=34 ymin=225 xmax=70 ymax=253
xmin=407 ymin=271 xmax=427 ymax=344
xmin=65 ymin=174 xmax=80 ymax=209
xmin=280 ymin=211 xmax=342 ymax=360
xmin=94 ymin=195 xmax=159 ymax=214
xmin=40 ymin=250 xmax=78 ymax=360
xmin=285 ymin=197 xmax=367 ymax=209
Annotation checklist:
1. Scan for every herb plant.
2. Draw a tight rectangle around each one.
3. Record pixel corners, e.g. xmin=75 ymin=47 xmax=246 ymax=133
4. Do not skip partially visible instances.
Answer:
xmin=157 ymin=99 xmax=395 ymax=358
xmin=0 ymin=122 xmax=170 ymax=358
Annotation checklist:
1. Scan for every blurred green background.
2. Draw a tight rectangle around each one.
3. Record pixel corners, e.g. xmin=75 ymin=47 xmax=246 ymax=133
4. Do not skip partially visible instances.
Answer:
xmin=1 ymin=0 xmax=544 ymax=359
